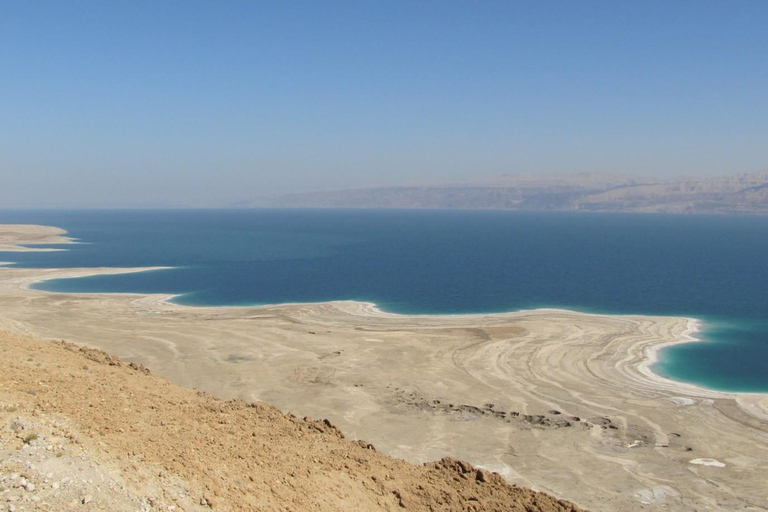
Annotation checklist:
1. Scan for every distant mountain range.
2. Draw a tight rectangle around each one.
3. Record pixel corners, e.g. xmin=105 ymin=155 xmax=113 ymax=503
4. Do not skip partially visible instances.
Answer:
xmin=249 ymin=170 xmax=768 ymax=214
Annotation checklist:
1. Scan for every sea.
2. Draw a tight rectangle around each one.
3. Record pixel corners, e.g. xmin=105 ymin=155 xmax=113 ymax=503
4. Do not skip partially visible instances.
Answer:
xmin=1 ymin=209 xmax=766 ymax=393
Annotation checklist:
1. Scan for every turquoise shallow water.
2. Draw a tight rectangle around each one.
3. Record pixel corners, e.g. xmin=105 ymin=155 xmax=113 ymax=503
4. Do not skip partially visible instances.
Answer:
xmin=1 ymin=209 xmax=766 ymax=392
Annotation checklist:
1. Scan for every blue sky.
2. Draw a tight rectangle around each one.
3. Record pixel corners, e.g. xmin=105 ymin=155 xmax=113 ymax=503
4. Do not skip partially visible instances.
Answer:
xmin=1 ymin=1 xmax=767 ymax=207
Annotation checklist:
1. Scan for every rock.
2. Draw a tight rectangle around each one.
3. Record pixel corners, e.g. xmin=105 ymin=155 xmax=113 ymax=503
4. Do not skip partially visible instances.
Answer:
xmin=355 ymin=440 xmax=376 ymax=451
xmin=82 ymin=494 xmax=92 ymax=504
xmin=458 ymin=405 xmax=483 ymax=415
xmin=524 ymin=414 xmax=551 ymax=426
xmin=392 ymin=489 xmax=407 ymax=508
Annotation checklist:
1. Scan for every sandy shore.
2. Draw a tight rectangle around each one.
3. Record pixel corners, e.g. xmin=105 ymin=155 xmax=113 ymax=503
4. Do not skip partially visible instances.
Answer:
xmin=1 ymin=225 xmax=767 ymax=511
xmin=0 ymin=225 xmax=77 ymax=252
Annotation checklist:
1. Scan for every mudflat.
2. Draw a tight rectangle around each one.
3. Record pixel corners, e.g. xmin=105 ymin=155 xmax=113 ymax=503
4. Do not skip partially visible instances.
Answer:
xmin=1 ymin=225 xmax=767 ymax=511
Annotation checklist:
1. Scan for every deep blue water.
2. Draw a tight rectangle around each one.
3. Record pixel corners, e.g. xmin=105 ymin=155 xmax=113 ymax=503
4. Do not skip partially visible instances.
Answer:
xmin=1 ymin=209 xmax=766 ymax=392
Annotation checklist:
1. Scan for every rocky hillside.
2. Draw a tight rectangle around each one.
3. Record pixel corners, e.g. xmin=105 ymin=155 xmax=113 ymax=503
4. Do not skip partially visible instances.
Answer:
xmin=254 ymin=171 xmax=768 ymax=214
xmin=0 ymin=331 xmax=584 ymax=512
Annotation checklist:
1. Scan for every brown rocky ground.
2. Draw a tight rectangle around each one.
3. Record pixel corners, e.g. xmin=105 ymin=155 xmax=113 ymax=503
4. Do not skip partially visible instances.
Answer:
xmin=0 ymin=331 xmax=583 ymax=512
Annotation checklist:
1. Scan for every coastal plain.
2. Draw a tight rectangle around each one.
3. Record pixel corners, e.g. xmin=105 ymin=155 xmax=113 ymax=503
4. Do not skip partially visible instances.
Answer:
xmin=1 ymin=225 xmax=767 ymax=511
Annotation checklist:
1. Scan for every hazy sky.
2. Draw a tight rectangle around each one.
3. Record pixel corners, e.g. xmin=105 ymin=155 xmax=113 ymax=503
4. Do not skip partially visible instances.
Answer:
xmin=2 ymin=1 xmax=767 ymax=207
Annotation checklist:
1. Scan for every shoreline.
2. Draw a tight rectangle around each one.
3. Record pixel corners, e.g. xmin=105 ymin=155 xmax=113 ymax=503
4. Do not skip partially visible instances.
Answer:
xmin=2 ymin=224 xmax=768 ymax=510
xmin=25 ymin=265 xmax=747 ymax=398
xmin=0 ymin=224 xmax=78 ymax=252
xmin=2 ymin=223 xmax=721 ymax=396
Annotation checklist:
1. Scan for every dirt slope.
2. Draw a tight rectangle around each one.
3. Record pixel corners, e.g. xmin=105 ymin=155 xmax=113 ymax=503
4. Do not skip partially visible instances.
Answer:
xmin=0 ymin=331 xmax=584 ymax=511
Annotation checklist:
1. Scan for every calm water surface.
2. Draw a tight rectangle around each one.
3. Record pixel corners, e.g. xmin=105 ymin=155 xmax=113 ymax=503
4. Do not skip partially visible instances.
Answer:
xmin=1 ymin=209 xmax=766 ymax=392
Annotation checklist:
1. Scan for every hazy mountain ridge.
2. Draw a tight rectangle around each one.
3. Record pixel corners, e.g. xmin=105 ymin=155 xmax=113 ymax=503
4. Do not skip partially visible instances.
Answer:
xmin=254 ymin=171 xmax=768 ymax=214
xmin=574 ymin=170 xmax=768 ymax=213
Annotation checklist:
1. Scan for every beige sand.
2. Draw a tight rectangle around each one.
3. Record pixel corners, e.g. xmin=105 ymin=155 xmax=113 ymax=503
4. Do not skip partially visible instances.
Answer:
xmin=1 ymin=225 xmax=767 ymax=511
xmin=0 ymin=224 xmax=76 ymax=252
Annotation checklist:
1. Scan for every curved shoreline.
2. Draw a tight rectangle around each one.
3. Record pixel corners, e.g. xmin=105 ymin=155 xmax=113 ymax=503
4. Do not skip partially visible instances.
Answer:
xmin=3 ymin=223 xmax=765 ymax=410
xmin=3 ymin=223 xmax=768 ymax=511
xmin=26 ymin=265 xmax=746 ymax=399
xmin=1 ymin=223 xmax=724 ymax=395
xmin=0 ymin=224 xmax=78 ymax=251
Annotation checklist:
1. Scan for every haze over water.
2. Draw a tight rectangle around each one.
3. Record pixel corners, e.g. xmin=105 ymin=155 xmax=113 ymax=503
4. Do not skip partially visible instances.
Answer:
xmin=1 ymin=209 xmax=767 ymax=392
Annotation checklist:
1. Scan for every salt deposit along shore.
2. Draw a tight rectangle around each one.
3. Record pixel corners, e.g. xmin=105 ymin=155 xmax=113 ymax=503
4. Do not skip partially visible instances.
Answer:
xmin=1 ymin=225 xmax=767 ymax=511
